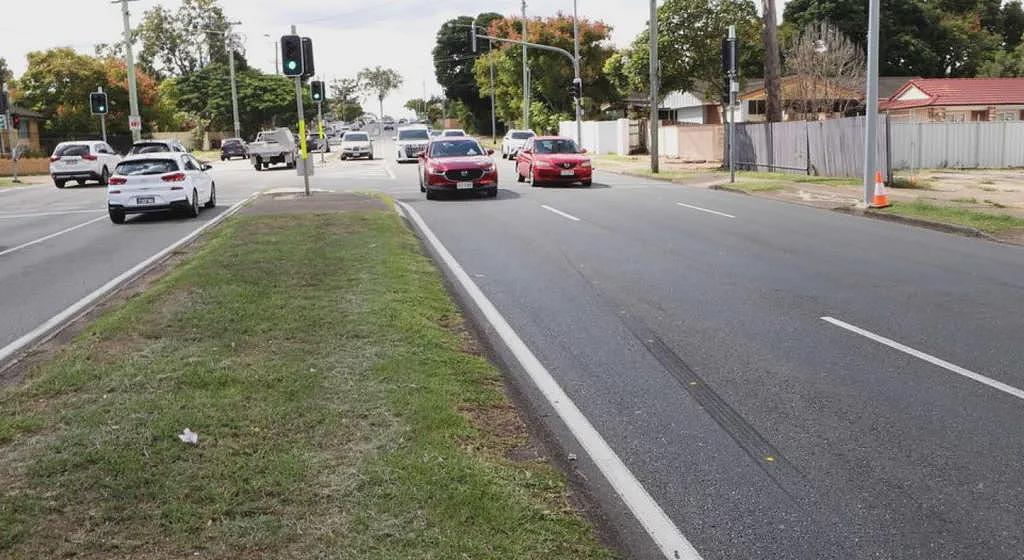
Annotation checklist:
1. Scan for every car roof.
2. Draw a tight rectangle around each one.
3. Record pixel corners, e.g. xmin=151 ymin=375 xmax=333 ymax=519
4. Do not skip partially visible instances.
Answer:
xmin=119 ymin=152 xmax=186 ymax=162
xmin=56 ymin=140 xmax=104 ymax=146
xmin=507 ymin=129 xmax=536 ymax=133
xmin=533 ymin=135 xmax=574 ymax=140
xmin=398 ymin=124 xmax=428 ymax=130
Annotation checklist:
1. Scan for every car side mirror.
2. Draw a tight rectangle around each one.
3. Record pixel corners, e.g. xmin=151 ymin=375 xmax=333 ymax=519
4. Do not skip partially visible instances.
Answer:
xmin=579 ymin=148 xmax=588 ymax=154
xmin=522 ymin=149 xmax=532 ymax=154
xmin=487 ymin=148 xmax=495 ymax=155
xmin=392 ymin=136 xmax=397 ymax=141
xmin=201 ymin=163 xmax=213 ymax=171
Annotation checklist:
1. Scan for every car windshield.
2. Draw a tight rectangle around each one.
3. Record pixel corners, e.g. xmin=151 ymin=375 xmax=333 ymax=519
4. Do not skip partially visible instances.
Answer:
xmin=399 ymin=129 xmax=430 ymax=140
xmin=129 ymin=143 xmax=172 ymax=154
xmin=443 ymin=130 xmax=466 ymax=137
xmin=511 ymin=132 xmax=535 ymax=140
xmin=430 ymin=139 xmax=484 ymax=158
xmin=344 ymin=133 xmax=369 ymax=142
xmin=54 ymin=144 xmax=91 ymax=157
xmin=115 ymin=159 xmax=179 ymax=175
xmin=223 ymin=140 xmax=241 ymax=147
xmin=533 ymin=139 xmax=580 ymax=154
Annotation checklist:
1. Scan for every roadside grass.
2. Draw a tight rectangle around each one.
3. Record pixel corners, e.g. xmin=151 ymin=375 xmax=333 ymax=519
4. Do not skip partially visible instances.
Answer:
xmin=735 ymin=171 xmax=860 ymax=186
xmin=891 ymin=176 xmax=937 ymax=190
xmin=728 ymin=180 xmax=786 ymax=192
xmin=191 ymin=150 xmax=222 ymax=162
xmin=951 ymin=197 xmax=978 ymax=204
xmin=0 ymin=208 xmax=613 ymax=558
xmin=878 ymin=199 xmax=1024 ymax=234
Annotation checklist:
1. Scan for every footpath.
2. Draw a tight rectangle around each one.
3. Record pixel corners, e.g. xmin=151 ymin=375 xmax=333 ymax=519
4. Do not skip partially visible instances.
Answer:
xmin=0 ymin=192 xmax=614 ymax=558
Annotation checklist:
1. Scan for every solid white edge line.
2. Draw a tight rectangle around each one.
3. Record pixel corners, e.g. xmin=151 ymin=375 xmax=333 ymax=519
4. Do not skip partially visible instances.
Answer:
xmin=676 ymin=202 xmax=736 ymax=219
xmin=0 ymin=209 xmax=106 ymax=219
xmin=0 ymin=215 xmax=107 ymax=257
xmin=0 ymin=193 xmax=258 ymax=366
xmin=821 ymin=316 xmax=1024 ymax=401
xmin=541 ymin=204 xmax=581 ymax=222
xmin=398 ymin=200 xmax=702 ymax=560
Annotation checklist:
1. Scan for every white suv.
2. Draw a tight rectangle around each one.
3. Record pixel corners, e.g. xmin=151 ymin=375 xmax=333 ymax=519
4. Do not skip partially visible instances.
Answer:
xmin=501 ymin=129 xmax=536 ymax=159
xmin=394 ymin=125 xmax=430 ymax=163
xmin=106 ymin=152 xmax=216 ymax=224
xmin=49 ymin=141 xmax=122 ymax=188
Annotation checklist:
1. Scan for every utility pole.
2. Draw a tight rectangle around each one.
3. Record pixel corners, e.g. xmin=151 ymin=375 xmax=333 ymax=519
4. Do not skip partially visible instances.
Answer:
xmin=98 ymin=86 xmax=108 ymax=143
xmin=264 ymin=34 xmax=279 ymax=75
xmin=572 ymin=0 xmax=583 ymax=146
xmin=207 ymin=23 xmax=243 ymax=140
xmin=762 ymin=0 xmax=783 ymax=123
xmin=521 ymin=0 xmax=530 ymax=129
xmin=649 ymin=0 xmax=659 ymax=174
xmin=728 ymin=25 xmax=738 ymax=184
xmin=862 ymin=0 xmax=881 ymax=206
xmin=489 ymin=40 xmax=497 ymax=145
xmin=116 ymin=0 xmax=142 ymax=142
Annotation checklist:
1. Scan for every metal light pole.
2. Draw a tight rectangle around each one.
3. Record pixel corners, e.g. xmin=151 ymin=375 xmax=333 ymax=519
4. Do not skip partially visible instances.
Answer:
xmin=264 ymin=34 xmax=279 ymax=75
xmin=649 ymin=0 xmax=659 ymax=174
xmin=207 ymin=23 xmax=243 ymax=140
xmin=572 ymin=0 xmax=583 ymax=146
xmin=115 ymin=0 xmax=142 ymax=142
xmin=521 ymin=0 xmax=530 ymax=129
xmin=862 ymin=0 xmax=881 ymax=205
xmin=728 ymin=25 xmax=737 ymax=184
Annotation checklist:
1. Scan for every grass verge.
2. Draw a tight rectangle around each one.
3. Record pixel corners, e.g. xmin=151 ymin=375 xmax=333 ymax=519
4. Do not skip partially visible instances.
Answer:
xmin=878 ymin=199 xmax=1024 ymax=234
xmin=735 ymin=171 xmax=861 ymax=186
xmin=0 ymin=207 xmax=613 ymax=558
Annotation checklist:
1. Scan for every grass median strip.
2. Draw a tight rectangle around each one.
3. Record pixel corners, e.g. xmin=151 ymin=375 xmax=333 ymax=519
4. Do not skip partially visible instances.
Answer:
xmin=0 ymin=203 xmax=613 ymax=558
xmin=878 ymin=199 xmax=1024 ymax=235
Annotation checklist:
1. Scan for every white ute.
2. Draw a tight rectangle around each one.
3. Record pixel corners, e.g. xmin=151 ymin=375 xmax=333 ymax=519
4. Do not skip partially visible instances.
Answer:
xmin=248 ymin=128 xmax=298 ymax=170
xmin=106 ymin=152 xmax=216 ymax=224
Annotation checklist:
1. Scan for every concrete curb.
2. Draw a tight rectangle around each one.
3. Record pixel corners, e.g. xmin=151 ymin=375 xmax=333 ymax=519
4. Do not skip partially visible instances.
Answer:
xmin=708 ymin=184 xmax=751 ymax=195
xmin=833 ymin=206 xmax=1006 ymax=243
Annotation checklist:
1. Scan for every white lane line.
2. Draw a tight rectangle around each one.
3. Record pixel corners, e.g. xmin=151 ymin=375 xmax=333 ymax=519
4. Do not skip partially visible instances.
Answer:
xmin=822 ymin=316 xmax=1024 ymax=401
xmin=676 ymin=202 xmax=735 ymax=219
xmin=383 ymin=163 xmax=396 ymax=180
xmin=541 ymin=204 xmax=581 ymax=222
xmin=0 ymin=209 xmax=105 ymax=220
xmin=0 ymin=193 xmax=258 ymax=367
xmin=398 ymin=201 xmax=702 ymax=560
xmin=0 ymin=215 xmax=108 ymax=258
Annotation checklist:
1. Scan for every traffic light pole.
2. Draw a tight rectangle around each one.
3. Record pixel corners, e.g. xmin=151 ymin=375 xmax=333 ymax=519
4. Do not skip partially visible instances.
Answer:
xmin=291 ymin=25 xmax=310 ymax=197
xmin=97 ymin=86 xmax=108 ymax=143
xmin=317 ymin=101 xmax=325 ymax=164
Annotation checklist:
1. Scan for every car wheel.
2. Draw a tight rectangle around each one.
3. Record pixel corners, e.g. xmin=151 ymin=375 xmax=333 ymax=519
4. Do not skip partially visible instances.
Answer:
xmin=99 ymin=166 xmax=110 ymax=186
xmin=108 ymin=208 xmax=126 ymax=224
xmin=205 ymin=183 xmax=217 ymax=208
xmin=254 ymin=158 xmax=262 ymax=171
xmin=426 ymin=189 xmax=437 ymax=200
xmin=581 ymin=179 xmax=593 ymax=187
xmin=187 ymin=189 xmax=200 ymax=218
xmin=368 ymin=153 xmax=374 ymax=160
xmin=54 ymin=179 xmax=66 ymax=189
xmin=486 ymin=188 xmax=498 ymax=198
xmin=517 ymin=168 xmax=525 ymax=183
xmin=529 ymin=167 xmax=540 ymax=187
xmin=221 ymin=156 xmax=226 ymax=161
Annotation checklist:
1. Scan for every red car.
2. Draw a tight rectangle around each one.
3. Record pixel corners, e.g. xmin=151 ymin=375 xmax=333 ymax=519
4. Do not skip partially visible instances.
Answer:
xmin=418 ymin=137 xmax=498 ymax=199
xmin=515 ymin=136 xmax=592 ymax=187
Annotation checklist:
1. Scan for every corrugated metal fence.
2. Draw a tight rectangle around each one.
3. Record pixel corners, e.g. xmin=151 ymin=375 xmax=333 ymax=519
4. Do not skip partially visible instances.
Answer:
xmin=727 ymin=116 xmax=891 ymax=180
xmin=889 ymin=121 xmax=1024 ymax=169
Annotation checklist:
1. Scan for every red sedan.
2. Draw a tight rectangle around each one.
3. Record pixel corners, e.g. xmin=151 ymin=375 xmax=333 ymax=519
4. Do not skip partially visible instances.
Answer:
xmin=515 ymin=136 xmax=592 ymax=187
xmin=418 ymin=137 xmax=498 ymax=199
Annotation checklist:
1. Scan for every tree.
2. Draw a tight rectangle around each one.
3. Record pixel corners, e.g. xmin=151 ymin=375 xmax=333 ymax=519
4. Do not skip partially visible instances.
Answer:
xmin=978 ymin=42 xmax=1024 ymax=76
xmin=1004 ymin=1 xmax=1024 ymax=50
xmin=405 ymin=96 xmax=445 ymax=125
xmin=136 ymin=0 xmax=237 ymax=78
xmin=0 ymin=57 xmax=12 ymax=83
xmin=607 ymin=0 xmax=763 ymax=109
xmin=328 ymin=78 xmax=365 ymax=121
xmin=762 ymin=0 xmax=783 ymax=122
xmin=785 ymin=22 xmax=866 ymax=119
xmin=472 ymin=13 xmax=619 ymax=133
xmin=357 ymin=66 xmax=403 ymax=126
xmin=433 ymin=13 xmax=503 ymax=134
xmin=167 ymin=64 xmax=297 ymax=137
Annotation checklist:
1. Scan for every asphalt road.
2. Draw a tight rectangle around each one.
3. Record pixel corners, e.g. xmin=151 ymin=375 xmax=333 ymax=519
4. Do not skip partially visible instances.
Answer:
xmin=4 ymin=136 xmax=1023 ymax=559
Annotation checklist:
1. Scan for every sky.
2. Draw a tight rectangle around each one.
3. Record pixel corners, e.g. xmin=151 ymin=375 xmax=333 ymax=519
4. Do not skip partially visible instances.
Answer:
xmin=0 ymin=0 xmax=784 ymax=119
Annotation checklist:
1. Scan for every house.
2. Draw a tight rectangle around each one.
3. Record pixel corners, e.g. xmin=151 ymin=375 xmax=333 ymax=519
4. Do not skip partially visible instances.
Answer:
xmin=881 ymin=78 xmax=1024 ymax=122
xmin=2 ymin=106 xmax=45 ymax=155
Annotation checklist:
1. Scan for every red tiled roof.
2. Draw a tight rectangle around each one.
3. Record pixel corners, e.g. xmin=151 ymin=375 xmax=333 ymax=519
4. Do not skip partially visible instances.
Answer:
xmin=881 ymin=78 xmax=1024 ymax=110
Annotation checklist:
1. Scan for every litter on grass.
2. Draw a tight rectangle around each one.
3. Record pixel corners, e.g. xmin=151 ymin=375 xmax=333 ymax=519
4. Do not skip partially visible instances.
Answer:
xmin=178 ymin=428 xmax=199 ymax=445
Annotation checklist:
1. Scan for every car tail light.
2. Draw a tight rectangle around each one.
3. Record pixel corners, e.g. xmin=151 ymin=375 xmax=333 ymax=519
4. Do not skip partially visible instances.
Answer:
xmin=108 ymin=176 xmax=127 ymax=185
xmin=161 ymin=172 xmax=186 ymax=182
xmin=81 ymin=154 xmax=98 ymax=161
xmin=50 ymin=155 xmax=61 ymax=162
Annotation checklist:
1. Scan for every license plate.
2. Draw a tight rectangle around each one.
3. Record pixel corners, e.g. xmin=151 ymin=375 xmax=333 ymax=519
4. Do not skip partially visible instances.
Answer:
xmin=456 ymin=181 xmax=474 ymax=189
xmin=560 ymin=170 xmax=575 ymax=176
xmin=137 ymin=196 xmax=155 ymax=205
xmin=64 ymin=159 xmax=78 ymax=165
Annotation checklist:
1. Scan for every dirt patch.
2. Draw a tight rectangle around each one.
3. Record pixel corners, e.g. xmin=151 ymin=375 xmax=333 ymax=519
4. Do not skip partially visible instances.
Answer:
xmin=240 ymin=192 xmax=388 ymax=216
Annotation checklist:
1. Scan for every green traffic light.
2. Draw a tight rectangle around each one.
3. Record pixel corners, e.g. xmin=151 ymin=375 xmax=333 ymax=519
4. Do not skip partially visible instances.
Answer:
xmin=99 ymin=106 xmax=105 ymax=111
xmin=287 ymin=61 xmax=298 ymax=70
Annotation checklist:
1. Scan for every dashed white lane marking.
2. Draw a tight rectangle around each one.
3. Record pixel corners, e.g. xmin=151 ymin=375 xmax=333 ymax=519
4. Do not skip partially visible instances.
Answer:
xmin=541 ymin=204 xmax=581 ymax=222
xmin=0 ymin=209 xmax=105 ymax=219
xmin=676 ymin=202 xmax=735 ymax=219
xmin=822 ymin=316 xmax=1024 ymax=401
xmin=397 ymin=201 xmax=702 ymax=560
xmin=0 ymin=216 xmax=108 ymax=257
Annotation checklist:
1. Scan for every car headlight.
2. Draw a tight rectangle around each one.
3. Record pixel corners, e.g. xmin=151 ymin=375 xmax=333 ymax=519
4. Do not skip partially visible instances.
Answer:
xmin=482 ymin=164 xmax=496 ymax=173
xmin=427 ymin=165 xmax=444 ymax=175
xmin=579 ymin=160 xmax=592 ymax=168
xmin=533 ymin=160 xmax=552 ymax=168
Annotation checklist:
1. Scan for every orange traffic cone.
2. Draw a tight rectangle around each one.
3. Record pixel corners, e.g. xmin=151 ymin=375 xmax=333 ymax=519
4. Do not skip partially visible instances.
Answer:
xmin=871 ymin=171 xmax=889 ymax=208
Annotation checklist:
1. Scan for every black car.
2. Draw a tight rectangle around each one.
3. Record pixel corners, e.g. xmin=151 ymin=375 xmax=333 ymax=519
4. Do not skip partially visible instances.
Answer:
xmin=220 ymin=138 xmax=248 ymax=160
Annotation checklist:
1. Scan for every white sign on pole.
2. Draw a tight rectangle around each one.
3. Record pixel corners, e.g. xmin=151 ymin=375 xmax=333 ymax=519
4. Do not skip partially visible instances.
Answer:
xmin=129 ymin=115 xmax=142 ymax=131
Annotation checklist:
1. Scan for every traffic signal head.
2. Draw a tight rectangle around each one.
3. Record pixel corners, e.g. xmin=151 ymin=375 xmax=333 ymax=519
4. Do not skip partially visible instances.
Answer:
xmin=301 ymin=37 xmax=315 ymax=78
xmin=471 ymin=27 xmax=478 ymax=53
xmin=569 ymin=78 xmax=582 ymax=100
xmin=310 ymin=81 xmax=325 ymax=102
xmin=90 ymin=92 xmax=108 ymax=115
xmin=11 ymin=114 xmax=20 ymax=129
xmin=721 ymin=37 xmax=739 ymax=76
xmin=0 ymin=90 xmax=8 ymax=113
xmin=281 ymin=35 xmax=303 ymax=77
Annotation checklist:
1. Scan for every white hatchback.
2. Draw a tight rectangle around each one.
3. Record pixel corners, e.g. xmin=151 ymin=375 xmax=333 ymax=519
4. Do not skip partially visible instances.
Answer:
xmin=501 ymin=129 xmax=536 ymax=159
xmin=49 ymin=140 xmax=122 ymax=188
xmin=106 ymin=153 xmax=216 ymax=224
